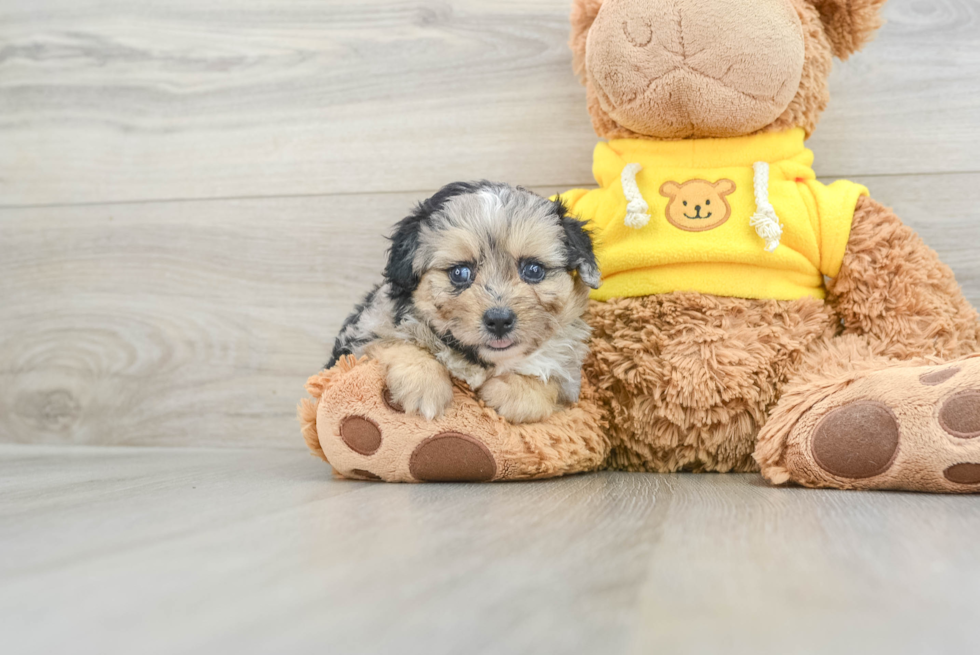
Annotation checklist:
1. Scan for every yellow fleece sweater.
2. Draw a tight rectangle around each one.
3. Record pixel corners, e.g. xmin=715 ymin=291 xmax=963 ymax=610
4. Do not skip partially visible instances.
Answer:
xmin=560 ymin=129 xmax=868 ymax=301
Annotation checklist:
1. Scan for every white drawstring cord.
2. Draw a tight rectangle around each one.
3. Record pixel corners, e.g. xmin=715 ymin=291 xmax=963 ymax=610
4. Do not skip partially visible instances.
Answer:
xmin=621 ymin=163 xmax=650 ymax=229
xmin=750 ymin=161 xmax=783 ymax=253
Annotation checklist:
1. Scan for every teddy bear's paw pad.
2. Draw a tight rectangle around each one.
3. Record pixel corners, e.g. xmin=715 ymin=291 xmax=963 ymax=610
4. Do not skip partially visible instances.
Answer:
xmin=339 ymin=416 xmax=383 ymax=455
xmin=778 ymin=356 xmax=980 ymax=492
xmin=811 ymin=401 xmax=900 ymax=479
xmin=920 ymin=367 xmax=961 ymax=386
xmin=938 ymin=390 xmax=980 ymax=439
xmin=944 ymin=463 xmax=980 ymax=485
xmin=409 ymin=432 xmax=497 ymax=482
xmin=349 ymin=468 xmax=383 ymax=481
xmin=382 ymin=387 xmax=405 ymax=413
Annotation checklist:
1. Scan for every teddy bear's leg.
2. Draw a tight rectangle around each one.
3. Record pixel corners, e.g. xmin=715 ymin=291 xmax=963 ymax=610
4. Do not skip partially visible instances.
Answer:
xmin=756 ymin=338 xmax=980 ymax=493
xmin=829 ymin=196 xmax=980 ymax=360
xmin=299 ymin=357 xmax=609 ymax=483
xmin=756 ymin=197 xmax=980 ymax=492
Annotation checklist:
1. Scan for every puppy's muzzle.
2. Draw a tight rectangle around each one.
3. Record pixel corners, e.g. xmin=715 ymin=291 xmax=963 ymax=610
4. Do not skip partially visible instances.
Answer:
xmin=483 ymin=307 xmax=516 ymax=338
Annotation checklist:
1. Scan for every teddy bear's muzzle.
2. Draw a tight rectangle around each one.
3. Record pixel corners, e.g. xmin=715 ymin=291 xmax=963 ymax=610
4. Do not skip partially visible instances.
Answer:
xmin=585 ymin=0 xmax=806 ymax=138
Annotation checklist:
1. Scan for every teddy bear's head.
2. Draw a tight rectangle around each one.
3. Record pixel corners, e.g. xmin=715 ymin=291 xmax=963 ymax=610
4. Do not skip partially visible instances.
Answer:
xmin=570 ymin=0 xmax=886 ymax=140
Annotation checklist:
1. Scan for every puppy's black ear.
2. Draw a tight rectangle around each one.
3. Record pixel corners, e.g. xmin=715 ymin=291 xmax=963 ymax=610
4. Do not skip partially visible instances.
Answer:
xmin=385 ymin=181 xmax=482 ymax=295
xmin=554 ymin=196 xmax=601 ymax=289
xmin=384 ymin=214 xmax=424 ymax=294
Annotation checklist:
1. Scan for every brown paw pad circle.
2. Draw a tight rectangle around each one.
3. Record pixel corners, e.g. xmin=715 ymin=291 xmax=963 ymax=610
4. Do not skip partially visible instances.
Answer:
xmin=920 ymin=367 xmax=961 ymax=386
xmin=409 ymin=433 xmax=497 ymax=482
xmin=944 ymin=463 xmax=980 ymax=485
xmin=939 ymin=390 xmax=980 ymax=439
xmin=339 ymin=416 xmax=382 ymax=455
xmin=811 ymin=401 xmax=900 ymax=479
xmin=382 ymin=387 xmax=404 ymax=413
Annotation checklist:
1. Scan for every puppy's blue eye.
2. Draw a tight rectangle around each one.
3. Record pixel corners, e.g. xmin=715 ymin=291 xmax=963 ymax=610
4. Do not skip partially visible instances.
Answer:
xmin=520 ymin=261 xmax=546 ymax=284
xmin=448 ymin=265 xmax=473 ymax=286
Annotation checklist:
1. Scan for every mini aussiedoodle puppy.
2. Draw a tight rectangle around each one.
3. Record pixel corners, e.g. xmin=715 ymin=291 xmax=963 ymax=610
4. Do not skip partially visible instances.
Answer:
xmin=327 ymin=181 xmax=600 ymax=424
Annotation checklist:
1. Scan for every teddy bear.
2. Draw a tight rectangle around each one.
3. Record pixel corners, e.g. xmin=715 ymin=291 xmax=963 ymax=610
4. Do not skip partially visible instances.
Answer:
xmin=300 ymin=0 xmax=980 ymax=493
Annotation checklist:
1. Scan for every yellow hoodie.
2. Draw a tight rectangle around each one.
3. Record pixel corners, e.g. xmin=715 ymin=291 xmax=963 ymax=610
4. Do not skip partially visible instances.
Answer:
xmin=560 ymin=128 xmax=868 ymax=302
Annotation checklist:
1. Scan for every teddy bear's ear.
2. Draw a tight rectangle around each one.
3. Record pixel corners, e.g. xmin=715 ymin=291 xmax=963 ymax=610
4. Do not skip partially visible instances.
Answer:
xmin=569 ymin=0 xmax=606 ymax=82
xmin=810 ymin=0 xmax=887 ymax=60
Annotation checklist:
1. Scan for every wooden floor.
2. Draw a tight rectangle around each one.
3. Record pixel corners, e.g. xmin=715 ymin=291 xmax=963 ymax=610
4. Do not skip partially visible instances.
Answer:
xmin=3 ymin=0 xmax=980 ymax=652
xmin=3 ymin=444 xmax=980 ymax=655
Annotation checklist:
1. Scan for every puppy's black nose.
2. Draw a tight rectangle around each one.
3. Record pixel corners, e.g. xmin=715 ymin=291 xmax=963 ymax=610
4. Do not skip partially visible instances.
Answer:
xmin=483 ymin=307 xmax=516 ymax=337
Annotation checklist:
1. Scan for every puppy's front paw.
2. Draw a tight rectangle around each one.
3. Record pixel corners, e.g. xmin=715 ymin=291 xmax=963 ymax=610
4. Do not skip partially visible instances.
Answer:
xmin=479 ymin=374 xmax=561 ymax=424
xmin=385 ymin=360 xmax=454 ymax=420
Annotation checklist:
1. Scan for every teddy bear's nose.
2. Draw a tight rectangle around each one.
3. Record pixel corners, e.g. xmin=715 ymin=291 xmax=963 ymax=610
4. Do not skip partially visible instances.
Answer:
xmin=695 ymin=205 xmax=702 ymax=212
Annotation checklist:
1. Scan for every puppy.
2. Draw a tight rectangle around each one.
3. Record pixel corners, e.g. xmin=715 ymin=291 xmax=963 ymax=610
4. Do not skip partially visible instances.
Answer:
xmin=326 ymin=181 xmax=601 ymax=423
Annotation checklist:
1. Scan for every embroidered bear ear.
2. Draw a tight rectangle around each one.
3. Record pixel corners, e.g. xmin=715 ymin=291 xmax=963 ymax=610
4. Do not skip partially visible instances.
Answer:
xmin=809 ymin=0 xmax=887 ymax=60
xmin=569 ymin=0 xmax=607 ymax=82
xmin=713 ymin=179 xmax=737 ymax=196
xmin=659 ymin=181 xmax=681 ymax=198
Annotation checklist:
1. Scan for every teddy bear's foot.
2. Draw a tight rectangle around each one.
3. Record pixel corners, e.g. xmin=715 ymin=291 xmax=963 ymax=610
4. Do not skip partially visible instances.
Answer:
xmin=758 ymin=354 xmax=980 ymax=492
xmin=298 ymin=357 xmax=608 ymax=483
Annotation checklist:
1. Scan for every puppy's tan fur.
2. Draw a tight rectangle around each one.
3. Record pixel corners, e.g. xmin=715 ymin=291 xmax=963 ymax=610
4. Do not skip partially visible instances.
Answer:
xmin=367 ymin=341 xmax=455 ymax=421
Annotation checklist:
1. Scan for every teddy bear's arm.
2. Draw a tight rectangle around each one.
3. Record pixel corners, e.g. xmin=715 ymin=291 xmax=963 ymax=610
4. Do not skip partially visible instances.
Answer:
xmin=827 ymin=195 xmax=980 ymax=361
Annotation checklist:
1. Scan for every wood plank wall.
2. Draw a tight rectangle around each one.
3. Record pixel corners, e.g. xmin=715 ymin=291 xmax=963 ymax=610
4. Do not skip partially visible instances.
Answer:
xmin=1 ymin=0 xmax=978 ymax=448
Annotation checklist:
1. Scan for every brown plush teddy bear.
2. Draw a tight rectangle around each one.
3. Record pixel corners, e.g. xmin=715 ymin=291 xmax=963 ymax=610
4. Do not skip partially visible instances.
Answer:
xmin=301 ymin=0 xmax=980 ymax=493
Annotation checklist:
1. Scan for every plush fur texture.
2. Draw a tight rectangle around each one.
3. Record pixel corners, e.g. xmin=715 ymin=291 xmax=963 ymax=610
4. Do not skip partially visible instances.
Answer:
xmin=829 ymin=196 xmax=980 ymax=361
xmin=584 ymin=292 xmax=838 ymax=472
xmin=811 ymin=0 xmax=888 ymax=59
xmin=327 ymin=181 xmax=599 ymax=424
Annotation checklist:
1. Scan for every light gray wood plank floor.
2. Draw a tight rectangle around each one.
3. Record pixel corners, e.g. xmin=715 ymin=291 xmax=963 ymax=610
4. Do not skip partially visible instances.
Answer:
xmin=3 ymin=444 xmax=979 ymax=655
